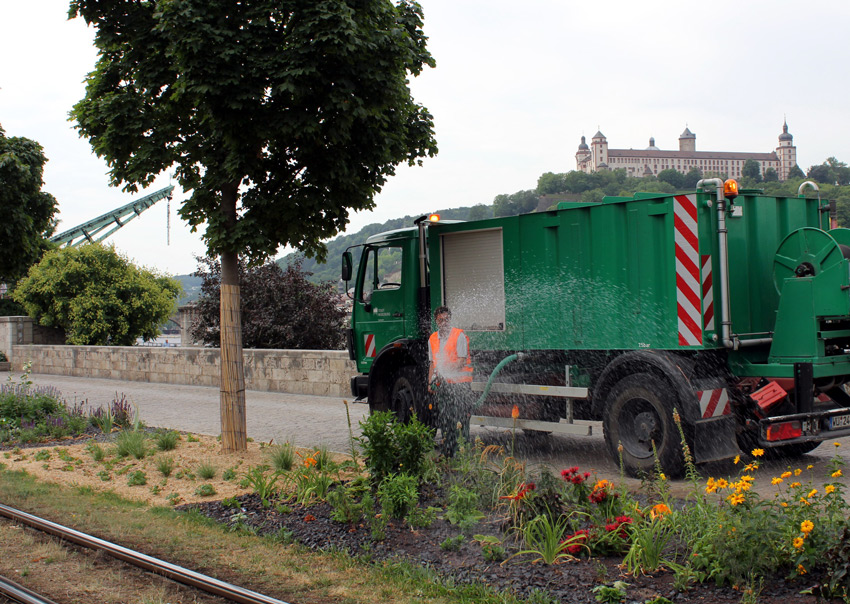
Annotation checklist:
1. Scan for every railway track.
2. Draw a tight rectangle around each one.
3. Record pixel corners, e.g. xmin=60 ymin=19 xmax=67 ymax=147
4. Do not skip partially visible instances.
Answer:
xmin=0 ymin=503 xmax=290 ymax=604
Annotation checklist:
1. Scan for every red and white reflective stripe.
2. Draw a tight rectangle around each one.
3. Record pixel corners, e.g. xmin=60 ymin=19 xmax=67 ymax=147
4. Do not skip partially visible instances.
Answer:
xmin=674 ymin=194 xmax=701 ymax=346
xmin=364 ymin=334 xmax=376 ymax=358
xmin=698 ymin=388 xmax=730 ymax=418
xmin=701 ymin=254 xmax=715 ymax=332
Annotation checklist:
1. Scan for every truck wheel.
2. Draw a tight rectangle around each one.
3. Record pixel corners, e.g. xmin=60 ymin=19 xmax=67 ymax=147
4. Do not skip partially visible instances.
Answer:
xmin=603 ymin=373 xmax=684 ymax=478
xmin=390 ymin=367 xmax=422 ymax=424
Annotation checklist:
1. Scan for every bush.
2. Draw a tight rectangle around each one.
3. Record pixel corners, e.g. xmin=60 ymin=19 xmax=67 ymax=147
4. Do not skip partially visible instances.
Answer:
xmin=357 ymin=411 xmax=434 ymax=485
xmin=267 ymin=442 xmax=295 ymax=472
xmin=154 ymin=430 xmax=179 ymax=451
xmin=115 ymin=430 xmax=147 ymax=459
xmin=377 ymin=473 xmax=419 ymax=519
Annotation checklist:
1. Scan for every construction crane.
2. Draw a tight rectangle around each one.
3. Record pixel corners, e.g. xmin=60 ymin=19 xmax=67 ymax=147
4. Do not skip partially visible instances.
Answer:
xmin=50 ymin=185 xmax=174 ymax=248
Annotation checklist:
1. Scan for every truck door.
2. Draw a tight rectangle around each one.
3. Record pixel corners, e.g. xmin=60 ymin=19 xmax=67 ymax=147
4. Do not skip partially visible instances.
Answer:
xmin=353 ymin=244 xmax=406 ymax=372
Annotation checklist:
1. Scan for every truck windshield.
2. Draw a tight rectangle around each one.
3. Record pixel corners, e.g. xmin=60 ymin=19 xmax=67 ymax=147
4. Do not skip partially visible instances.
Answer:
xmin=359 ymin=245 xmax=403 ymax=302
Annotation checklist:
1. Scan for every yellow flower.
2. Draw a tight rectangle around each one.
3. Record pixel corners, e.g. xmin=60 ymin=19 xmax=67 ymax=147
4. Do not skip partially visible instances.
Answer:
xmin=801 ymin=520 xmax=814 ymax=534
xmin=781 ymin=502 xmax=789 ymax=507
xmin=727 ymin=492 xmax=746 ymax=506
xmin=751 ymin=448 xmax=765 ymax=457
xmin=781 ymin=471 xmax=792 ymax=479
xmin=659 ymin=473 xmax=667 ymax=481
xmin=741 ymin=475 xmax=755 ymax=483
xmin=832 ymin=470 xmax=843 ymax=478
xmin=825 ymin=485 xmax=836 ymax=495
xmin=716 ymin=478 xmax=729 ymax=489
xmin=794 ymin=468 xmax=802 ymax=476
xmin=771 ymin=477 xmax=783 ymax=486
xmin=835 ymin=442 xmax=841 ymax=448
xmin=705 ymin=477 xmax=717 ymax=494
xmin=797 ymin=564 xmax=807 ymax=575
xmin=807 ymin=464 xmax=814 ymax=470
xmin=733 ymin=455 xmax=740 ymax=465
xmin=744 ymin=463 xmax=758 ymax=472
xmin=793 ymin=537 xmax=804 ymax=550
xmin=807 ymin=489 xmax=818 ymax=499
xmin=799 ymin=498 xmax=810 ymax=506
xmin=790 ymin=482 xmax=802 ymax=488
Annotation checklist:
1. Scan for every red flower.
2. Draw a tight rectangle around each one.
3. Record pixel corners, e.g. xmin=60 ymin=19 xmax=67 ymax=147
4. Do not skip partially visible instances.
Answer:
xmin=304 ymin=514 xmax=316 ymax=522
xmin=564 ymin=529 xmax=589 ymax=555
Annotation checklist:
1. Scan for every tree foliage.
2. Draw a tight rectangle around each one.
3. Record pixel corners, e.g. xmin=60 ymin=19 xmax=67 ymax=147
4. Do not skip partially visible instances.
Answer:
xmin=12 ymin=244 xmax=179 ymax=345
xmin=0 ymin=126 xmax=58 ymax=283
xmin=192 ymin=256 xmax=346 ymax=350
xmin=741 ymin=159 xmax=762 ymax=182
xmin=69 ymin=0 xmax=437 ymax=263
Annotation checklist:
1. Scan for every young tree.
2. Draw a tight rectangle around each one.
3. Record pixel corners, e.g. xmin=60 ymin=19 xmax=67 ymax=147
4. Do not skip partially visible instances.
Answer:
xmin=70 ymin=0 xmax=437 ymax=451
xmin=657 ymin=168 xmax=685 ymax=189
xmin=0 ymin=126 xmax=58 ymax=284
xmin=741 ymin=159 xmax=763 ymax=183
xmin=13 ymin=244 xmax=179 ymax=345
xmin=787 ymin=165 xmax=805 ymax=179
xmin=763 ymin=167 xmax=779 ymax=182
xmin=192 ymin=256 xmax=346 ymax=350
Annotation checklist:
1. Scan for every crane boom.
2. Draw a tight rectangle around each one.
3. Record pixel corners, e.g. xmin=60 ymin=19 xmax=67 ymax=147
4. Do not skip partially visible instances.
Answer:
xmin=50 ymin=186 xmax=174 ymax=248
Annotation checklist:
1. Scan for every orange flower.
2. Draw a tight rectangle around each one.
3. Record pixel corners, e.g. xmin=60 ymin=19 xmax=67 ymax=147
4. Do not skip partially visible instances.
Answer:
xmin=793 ymin=537 xmax=804 ymax=550
xmin=650 ymin=503 xmax=671 ymax=520
xmin=304 ymin=456 xmax=317 ymax=467
xmin=511 ymin=405 xmax=519 ymax=419
xmin=801 ymin=520 xmax=814 ymax=534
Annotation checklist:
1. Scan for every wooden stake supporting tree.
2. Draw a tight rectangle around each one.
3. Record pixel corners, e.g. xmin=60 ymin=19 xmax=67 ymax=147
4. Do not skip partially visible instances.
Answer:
xmin=70 ymin=0 xmax=436 ymax=451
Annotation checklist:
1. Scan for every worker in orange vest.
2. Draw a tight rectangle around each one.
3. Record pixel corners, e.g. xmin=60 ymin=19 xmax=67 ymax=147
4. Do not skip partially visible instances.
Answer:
xmin=428 ymin=306 xmax=473 ymax=456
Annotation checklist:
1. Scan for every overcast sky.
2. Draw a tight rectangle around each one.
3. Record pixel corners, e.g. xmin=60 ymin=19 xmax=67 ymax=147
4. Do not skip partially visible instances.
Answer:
xmin=2 ymin=1 xmax=848 ymax=276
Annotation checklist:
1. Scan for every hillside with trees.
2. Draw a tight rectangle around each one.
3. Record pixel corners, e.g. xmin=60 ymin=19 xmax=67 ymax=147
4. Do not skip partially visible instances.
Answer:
xmin=277 ymin=158 xmax=850 ymax=285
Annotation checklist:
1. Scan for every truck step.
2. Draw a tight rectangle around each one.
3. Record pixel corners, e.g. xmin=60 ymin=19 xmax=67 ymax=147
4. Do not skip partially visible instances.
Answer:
xmin=470 ymin=414 xmax=597 ymax=436
xmin=470 ymin=382 xmax=589 ymax=398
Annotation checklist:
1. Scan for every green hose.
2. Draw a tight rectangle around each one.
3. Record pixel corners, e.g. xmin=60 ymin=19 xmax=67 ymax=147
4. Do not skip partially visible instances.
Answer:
xmin=473 ymin=352 xmax=524 ymax=410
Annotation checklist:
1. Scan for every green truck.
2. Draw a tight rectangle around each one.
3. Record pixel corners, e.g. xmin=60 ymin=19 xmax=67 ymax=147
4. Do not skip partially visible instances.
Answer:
xmin=342 ymin=179 xmax=850 ymax=476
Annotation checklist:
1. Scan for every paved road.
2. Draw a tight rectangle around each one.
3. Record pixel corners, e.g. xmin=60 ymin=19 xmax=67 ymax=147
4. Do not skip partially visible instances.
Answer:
xmin=8 ymin=372 xmax=850 ymax=498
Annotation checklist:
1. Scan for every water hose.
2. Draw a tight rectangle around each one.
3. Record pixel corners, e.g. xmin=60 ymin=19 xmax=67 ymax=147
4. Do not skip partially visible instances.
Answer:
xmin=473 ymin=352 xmax=524 ymax=410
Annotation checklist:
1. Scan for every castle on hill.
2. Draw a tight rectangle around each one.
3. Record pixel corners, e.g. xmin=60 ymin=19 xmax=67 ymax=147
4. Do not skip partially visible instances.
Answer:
xmin=575 ymin=122 xmax=797 ymax=181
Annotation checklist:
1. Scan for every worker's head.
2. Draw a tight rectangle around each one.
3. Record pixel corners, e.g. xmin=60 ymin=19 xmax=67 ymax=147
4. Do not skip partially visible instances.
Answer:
xmin=434 ymin=306 xmax=451 ymax=333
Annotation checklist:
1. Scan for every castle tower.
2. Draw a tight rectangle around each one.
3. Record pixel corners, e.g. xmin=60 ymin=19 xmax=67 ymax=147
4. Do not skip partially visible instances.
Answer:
xmin=679 ymin=127 xmax=696 ymax=152
xmin=776 ymin=120 xmax=796 ymax=180
xmin=591 ymin=130 xmax=608 ymax=169
xmin=575 ymin=135 xmax=592 ymax=172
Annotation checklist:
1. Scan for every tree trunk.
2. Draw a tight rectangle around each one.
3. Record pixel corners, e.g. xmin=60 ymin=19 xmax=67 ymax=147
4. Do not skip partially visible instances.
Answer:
xmin=219 ymin=183 xmax=247 ymax=452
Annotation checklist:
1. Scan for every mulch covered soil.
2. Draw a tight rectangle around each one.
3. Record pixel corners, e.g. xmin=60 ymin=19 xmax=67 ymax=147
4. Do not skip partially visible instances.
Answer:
xmin=184 ymin=491 xmax=827 ymax=604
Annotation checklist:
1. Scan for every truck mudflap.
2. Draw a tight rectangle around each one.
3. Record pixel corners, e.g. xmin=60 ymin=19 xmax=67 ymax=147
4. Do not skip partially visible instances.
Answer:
xmin=758 ymin=407 xmax=850 ymax=447
xmin=691 ymin=384 xmax=740 ymax=463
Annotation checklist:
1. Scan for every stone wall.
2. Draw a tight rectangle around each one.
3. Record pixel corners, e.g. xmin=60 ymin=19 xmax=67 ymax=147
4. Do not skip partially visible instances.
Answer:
xmin=0 ymin=317 xmax=65 ymax=360
xmin=10 ymin=344 xmax=356 ymax=397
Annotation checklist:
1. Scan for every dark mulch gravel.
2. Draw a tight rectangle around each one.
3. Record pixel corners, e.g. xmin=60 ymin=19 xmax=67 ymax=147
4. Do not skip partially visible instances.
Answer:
xmin=182 ymin=491 xmax=827 ymax=603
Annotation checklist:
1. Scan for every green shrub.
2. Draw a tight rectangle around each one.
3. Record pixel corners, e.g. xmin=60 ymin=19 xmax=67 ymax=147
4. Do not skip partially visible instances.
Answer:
xmin=87 ymin=443 xmax=105 ymax=462
xmin=154 ymin=430 xmax=179 ymax=451
xmin=358 ymin=410 xmax=434 ymax=485
xmin=439 ymin=534 xmax=464 ymax=551
xmin=197 ymin=460 xmax=216 ymax=480
xmin=267 ymin=442 xmax=295 ymax=472
xmin=195 ymin=484 xmax=216 ymax=497
xmin=156 ymin=456 xmax=175 ymax=477
xmin=445 ymin=485 xmax=484 ymax=531
xmin=377 ymin=473 xmax=419 ymax=519
xmin=127 ymin=470 xmax=147 ymax=486
xmin=115 ymin=430 xmax=147 ymax=459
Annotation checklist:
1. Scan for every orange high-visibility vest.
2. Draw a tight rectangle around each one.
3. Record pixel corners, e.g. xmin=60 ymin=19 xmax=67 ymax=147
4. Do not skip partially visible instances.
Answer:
xmin=429 ymin=327 xmax=473 ymax=383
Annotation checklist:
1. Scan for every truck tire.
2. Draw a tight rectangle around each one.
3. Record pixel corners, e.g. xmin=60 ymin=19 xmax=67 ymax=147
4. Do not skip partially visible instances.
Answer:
xmin=603 ymin=373 xmax=685 ymax=478
xmin=390 ymin=367 xmax=423 ymax=424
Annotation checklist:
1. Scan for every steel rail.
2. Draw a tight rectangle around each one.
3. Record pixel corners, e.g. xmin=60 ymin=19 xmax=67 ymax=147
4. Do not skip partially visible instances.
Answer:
xmin=0 ymin=574 xmax=59 ymax=604
xmin=0 ymin=504 xmax=290 ymax=604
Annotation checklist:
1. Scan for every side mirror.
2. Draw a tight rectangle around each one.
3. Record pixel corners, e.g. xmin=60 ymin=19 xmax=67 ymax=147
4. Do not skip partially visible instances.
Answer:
xmin=341 ymin=251 xmax=353 ymax=282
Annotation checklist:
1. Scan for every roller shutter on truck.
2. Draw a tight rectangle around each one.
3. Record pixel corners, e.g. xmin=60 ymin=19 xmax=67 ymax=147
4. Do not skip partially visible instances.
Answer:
xmin=441 ymin=228 xmax=506 ymax=331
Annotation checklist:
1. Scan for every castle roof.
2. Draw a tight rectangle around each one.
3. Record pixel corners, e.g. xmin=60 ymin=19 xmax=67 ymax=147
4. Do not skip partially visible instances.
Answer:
xmin=607 ymin=149 xmax=778 ymax=161
xmin=679 ymin=127 xmax=695 ymax=139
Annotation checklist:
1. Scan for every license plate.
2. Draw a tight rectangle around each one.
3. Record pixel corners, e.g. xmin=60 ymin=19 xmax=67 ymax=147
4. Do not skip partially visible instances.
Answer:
xmin=829 ymin=414 xmax=850 ymax=429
